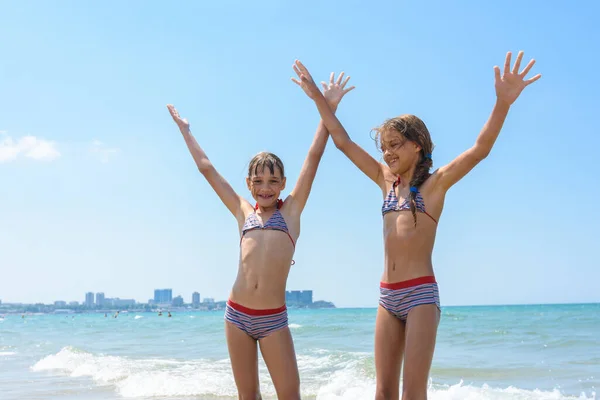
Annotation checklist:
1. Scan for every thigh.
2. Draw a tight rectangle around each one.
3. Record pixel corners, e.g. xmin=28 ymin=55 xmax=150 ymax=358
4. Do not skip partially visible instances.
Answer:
xmin=375 ymin=305 xmax=406 ymax=400
xmin=259 ymin=327 xmax=300 ymax=400
xmin=225 ymin=321 xmax=261 ymax=398
xmin=401 ymin=304 xmax=440 ymax=399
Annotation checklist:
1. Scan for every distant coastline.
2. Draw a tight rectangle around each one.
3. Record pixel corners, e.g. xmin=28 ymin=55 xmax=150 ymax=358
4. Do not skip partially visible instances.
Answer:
xmin=0 ymin=299 xmax=336 ymax=315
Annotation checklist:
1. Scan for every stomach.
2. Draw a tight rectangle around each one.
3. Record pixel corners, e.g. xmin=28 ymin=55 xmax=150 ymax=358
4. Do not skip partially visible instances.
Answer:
xmin=230 ymin=231 xmax=294 ymax=309
xmin=382 ymin=211 xmax=437 ymax=283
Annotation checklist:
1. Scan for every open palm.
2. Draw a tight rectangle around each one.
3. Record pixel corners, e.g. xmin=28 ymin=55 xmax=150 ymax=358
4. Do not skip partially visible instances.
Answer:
xmin=321 ymin=71 xmax=355 ymax=109
xmin=292 ymin=60 xmax=355 ymax=108
xmin=495 ymin=51 xmax=541 ymax=105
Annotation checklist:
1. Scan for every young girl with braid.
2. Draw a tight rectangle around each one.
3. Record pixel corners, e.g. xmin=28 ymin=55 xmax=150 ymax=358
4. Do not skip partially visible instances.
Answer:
xmin=292 ymin=51 xmax=541 ymax=399
xmin=166 ymin=72 xmax=354 ymax=399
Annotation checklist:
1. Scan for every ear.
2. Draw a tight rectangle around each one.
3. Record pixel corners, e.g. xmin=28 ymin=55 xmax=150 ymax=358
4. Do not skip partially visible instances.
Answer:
xmin=246 ymin=177 xmax=252 ymax=191
xmin=412 ymin=142 xmax=422 ymax=154
xmin=280 ymin=177 xmax=287 ymax=191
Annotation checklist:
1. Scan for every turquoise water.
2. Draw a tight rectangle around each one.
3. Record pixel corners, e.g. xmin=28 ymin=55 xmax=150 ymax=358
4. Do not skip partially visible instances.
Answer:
xmin=0 ymin=304 xmax=598 ymax=399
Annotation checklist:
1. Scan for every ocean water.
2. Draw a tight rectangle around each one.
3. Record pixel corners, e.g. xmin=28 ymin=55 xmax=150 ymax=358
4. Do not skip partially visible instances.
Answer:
xmin=0 ymin=304 xmax=598 ymax=399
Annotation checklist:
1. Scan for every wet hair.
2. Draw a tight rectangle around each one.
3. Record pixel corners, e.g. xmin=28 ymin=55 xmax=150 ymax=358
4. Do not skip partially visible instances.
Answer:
xmin=248 ymin=151 xmax=285 ymax=179
xmin=372 ymin=115 xmax=435 ymax=227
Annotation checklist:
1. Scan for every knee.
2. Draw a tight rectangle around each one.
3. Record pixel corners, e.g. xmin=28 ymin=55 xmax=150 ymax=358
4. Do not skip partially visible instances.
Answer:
xmin=401 ymin=387 xmax=427 ymax=400
xmin=275 ymin=383 xmax=300 ymax=400
xmin=375 ymin=385 xmax=399 ymax=400
xmin=238 ymin=391 xmax=262 ymax=400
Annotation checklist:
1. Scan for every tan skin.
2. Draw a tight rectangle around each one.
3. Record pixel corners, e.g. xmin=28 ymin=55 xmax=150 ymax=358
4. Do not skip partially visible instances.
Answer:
xmin=293 ymin=52 xmax=541 ymax=399
xmin=167 ymin=74 xmax=354 ymax=400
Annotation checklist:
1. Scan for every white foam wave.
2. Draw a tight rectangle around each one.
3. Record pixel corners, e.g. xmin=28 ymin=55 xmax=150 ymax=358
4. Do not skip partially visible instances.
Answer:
xmin=289 ymin=323 xmax=302 ymax=329
xmin=0 ymin=351 xmax=16 ymax=356
xmin=30 ymin=347 xmax=595 ymax=399
xmin=134 ymin=315 xmax=143 ymax=320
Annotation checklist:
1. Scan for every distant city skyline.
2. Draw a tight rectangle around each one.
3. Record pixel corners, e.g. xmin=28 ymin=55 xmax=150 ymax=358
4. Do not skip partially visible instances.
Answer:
xmin=0 ymin=288 xmax=319 ymax=307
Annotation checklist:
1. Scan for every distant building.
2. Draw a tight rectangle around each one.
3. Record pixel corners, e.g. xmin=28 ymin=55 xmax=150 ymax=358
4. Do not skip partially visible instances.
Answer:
xmin=203 ymin=298 xmax=215 ymax=304
xmin=172 ymin=295 xmax=184 ymax=307
xmin=69 ymin=301 xmax=79 ymax=306
xmin=96 ymin=292 xmax=105 ymax=306
xmin=85 ymin=292 xmax=94 ymax=307
xmin=286 ymin=290 xmax=313 ymax=306
xmin=192 ymin=292 xmax=200 ymax=306
xmin=54 ymin=301 xmax=67 ymax=307
xmin=105 ymin=298 xmax=136 ymax=307
xmin=300 ymin=290 xmax=313 ymax=305
xmin=154 ymin=289 xmax=172 ymax=304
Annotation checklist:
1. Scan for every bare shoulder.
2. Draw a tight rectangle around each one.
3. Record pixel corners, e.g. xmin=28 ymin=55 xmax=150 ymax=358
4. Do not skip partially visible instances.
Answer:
xmin=380 ymin=164 xmax=396 ymax=196
xmin=419 ymin=170 xmax=447 ymax=212
xmin=237 ymin=199 xmax=255 ymax=224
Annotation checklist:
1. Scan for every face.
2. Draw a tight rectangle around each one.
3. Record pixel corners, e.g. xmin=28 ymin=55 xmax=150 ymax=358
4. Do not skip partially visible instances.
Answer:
xmin=380 ymin=130 xmax=421 ymax=174
xmin=246 ymin=166 xmax=286 ymax=208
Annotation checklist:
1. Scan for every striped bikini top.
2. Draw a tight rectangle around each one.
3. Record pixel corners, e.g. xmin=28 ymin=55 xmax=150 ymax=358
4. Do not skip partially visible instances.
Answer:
xmin=382 ymin=178 xmax=437 ymax=224
xmin=241 ymin=201 xmax=295 ymax=247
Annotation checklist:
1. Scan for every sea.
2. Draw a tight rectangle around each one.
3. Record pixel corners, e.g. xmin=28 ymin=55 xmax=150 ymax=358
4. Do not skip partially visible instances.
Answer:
xmin=0 ymin=304 xmax=598 ymax=399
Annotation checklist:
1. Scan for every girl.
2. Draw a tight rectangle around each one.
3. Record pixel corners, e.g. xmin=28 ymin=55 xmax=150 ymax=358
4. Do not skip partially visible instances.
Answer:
xmin=292 ymin=51 xmax=541 ymax=399
xmin=166 ymin=73 xmax=354 ymax=399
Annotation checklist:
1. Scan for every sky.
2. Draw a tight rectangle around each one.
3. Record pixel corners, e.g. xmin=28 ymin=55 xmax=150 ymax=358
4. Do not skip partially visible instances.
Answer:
xmin=1 ymin=0 xmax=598 ymax=308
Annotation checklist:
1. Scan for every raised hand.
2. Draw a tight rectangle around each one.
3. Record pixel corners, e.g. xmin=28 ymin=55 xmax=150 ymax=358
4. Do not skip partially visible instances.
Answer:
xmin=494 ymin=51 xmax=541 ymax=106
xmin=321 ymin=71 xmax=355 ymax=109
xmin=167 ymin=104 xmax=190 ymax=132
xmin=291 ymin=60 xmax=321 ymax=100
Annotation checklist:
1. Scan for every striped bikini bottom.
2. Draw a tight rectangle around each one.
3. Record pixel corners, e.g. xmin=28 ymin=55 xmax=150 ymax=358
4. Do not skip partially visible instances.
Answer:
xmin=224 ymin=299 xmax=289 ymax=340
xmin=379 ymin=276 xmax=441 ymax=321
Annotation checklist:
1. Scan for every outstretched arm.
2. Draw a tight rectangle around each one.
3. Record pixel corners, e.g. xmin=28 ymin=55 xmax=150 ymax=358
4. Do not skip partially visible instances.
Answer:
xmin=435 ymin=51 xmax=542 ymax=191
xmin=167 ymin=105 xmax=249 ymax=220
xmin=288 ymin=72 xmax=354 ymax=214
xmin=293 ymin=61 xmax=386 ymax=188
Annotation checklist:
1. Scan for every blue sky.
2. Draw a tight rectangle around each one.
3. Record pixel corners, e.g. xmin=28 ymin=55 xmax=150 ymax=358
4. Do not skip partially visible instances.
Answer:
xmin=1 ymin=0 xmax=598 ymax=307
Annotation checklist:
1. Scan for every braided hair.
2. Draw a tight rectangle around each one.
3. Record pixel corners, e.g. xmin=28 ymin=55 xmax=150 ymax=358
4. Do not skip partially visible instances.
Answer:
xmin=373 ymin=115 xmax=434 ymax=227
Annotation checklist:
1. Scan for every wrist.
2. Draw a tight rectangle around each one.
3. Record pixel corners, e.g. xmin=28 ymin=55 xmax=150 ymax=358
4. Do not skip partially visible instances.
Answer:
xmin=495 ymin=97 xmax=512 ymax=111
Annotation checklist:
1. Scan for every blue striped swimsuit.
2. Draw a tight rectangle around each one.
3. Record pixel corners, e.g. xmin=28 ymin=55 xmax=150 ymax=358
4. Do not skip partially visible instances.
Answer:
xmin=227 ymin=204 xmax=293 ymax=339
xmin=382 ymin=178 xmax=437 ymax=224
xmin=379 ymin=276 xmax=441 ymax=321
xmin=241 ymin=208 xmax=295 ymax=247
xmin=225 ymin=300 xmax=288 ymax=340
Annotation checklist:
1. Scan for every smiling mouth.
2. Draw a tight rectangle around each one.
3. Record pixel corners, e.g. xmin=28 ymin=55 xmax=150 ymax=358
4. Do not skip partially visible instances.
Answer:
xmin=258 ymin=194 xmax=275 ymax=201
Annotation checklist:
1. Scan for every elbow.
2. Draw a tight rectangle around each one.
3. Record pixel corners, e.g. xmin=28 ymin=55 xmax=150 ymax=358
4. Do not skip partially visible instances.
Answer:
xmin=334 ymin=137 xmax=351 ymax=151
xmin=472 ymin=144 xmax=491 ymax=160
xmin=197 ymin=160 xmax=213 ymax=174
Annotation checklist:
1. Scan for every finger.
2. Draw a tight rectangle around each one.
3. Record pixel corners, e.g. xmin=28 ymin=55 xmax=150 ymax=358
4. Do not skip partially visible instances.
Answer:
xmin=321 ymin=81 xmax=328 ymax=91
xmin=341 ymin=75 xmax=351 ymax=89
xmin=295 ymin=60 xmax=309 ymax=75
xmin=293 ymin=65 xmax=302 ymax=78
xmin=343 ymin=86 xmax=356 ymax=94
xmin=512 ymin=51 xmax=524 ymax=74
xmin=503 ymin=52 xmax=512 ymax=76
xmin=329 ymin=72 xmax=335 ymax=85
xmin=519 ymin=59 xmax=536 ymax=77
xmin=525 ymin=73 xmax=542 ymax=86
xmin=336 ymin=71 xmax=345 ymax=85
xmin=167 ymin=106 xmax=178 ymax=117
xmin=291 ymin=78 xmax=301 ymax=86
xmin=494 ymin=65 xmax=501 ymax=83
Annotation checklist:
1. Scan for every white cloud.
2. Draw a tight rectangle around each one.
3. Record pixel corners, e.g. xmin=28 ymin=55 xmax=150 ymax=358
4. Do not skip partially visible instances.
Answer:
xmin=0 ymin=132 xmax=61 ymax=163
xmin=90 ymin=140 xmax=120 ymax=163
